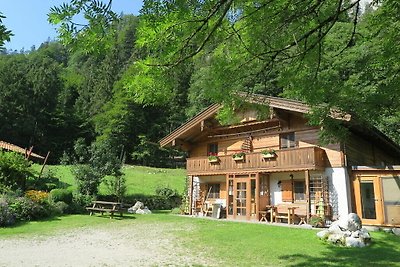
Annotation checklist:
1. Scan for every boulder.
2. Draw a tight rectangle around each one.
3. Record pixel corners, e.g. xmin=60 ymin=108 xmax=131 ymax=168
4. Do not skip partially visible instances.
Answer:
xmin=128 ymin=201 xmax=145 ymax=214
xmin=392 ymin=228 xmax=400 ymax=236
xmin=317 ymin=213 xmax=371 ymax=247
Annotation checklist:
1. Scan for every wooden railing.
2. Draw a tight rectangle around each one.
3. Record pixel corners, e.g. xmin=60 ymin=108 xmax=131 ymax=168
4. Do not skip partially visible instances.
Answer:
xmin=186 ymin=147 xmax=326 ymax=175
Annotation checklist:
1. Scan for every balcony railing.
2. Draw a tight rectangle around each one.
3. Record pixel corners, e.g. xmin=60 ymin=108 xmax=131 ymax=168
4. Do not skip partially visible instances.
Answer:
xmin=186 ymin=147 xmax=326 ymax=175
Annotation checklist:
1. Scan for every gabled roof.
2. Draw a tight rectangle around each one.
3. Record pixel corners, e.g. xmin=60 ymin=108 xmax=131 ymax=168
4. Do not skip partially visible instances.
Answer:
xmin=159 ymin=103 xmax=221 ymax=147
xmin=159 ymin=94 xmax=400 ymax=156
xmin=159 ymin=94 xmax=319 ymax=148
xmin=0 ymin=140 xmax=45 ymax=159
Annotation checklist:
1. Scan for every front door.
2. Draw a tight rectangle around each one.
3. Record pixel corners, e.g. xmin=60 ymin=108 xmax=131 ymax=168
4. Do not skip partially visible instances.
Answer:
xmin=235 ymin=181 xmax=248 ymax=220
xmin=227 ymin=174 xmax=258 ymax=220
xmin=354 ymin=176 xmax=384 ymax=225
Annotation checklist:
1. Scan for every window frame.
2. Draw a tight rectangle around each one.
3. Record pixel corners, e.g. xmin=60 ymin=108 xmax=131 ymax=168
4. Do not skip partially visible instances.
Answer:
xmin=280 ymin=132 xmax=296 ymax=149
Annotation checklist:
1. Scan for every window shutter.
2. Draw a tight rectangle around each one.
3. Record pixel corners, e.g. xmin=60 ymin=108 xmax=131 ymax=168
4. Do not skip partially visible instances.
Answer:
xmin=281 ymin=180 xmax=293 ymax=202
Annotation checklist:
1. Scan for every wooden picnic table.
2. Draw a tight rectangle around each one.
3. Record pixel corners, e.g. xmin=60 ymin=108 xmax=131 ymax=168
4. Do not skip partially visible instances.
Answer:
xmin=86 ymin=200 xmax=125 ymax=219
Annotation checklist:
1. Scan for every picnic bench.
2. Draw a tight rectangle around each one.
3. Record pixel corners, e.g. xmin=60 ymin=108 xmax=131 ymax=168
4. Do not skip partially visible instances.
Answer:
xmin=273 ymin=203 xmax=307 ymax=225
xmin=86 ymin=201 xmax=126 ymax=219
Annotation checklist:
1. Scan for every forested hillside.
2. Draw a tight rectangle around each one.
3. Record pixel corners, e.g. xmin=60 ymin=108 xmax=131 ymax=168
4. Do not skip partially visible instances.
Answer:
xmin=0 ymin=15 xmax=191 ymax=165
xmin=0 ymin=0 xmax=399 ymax=166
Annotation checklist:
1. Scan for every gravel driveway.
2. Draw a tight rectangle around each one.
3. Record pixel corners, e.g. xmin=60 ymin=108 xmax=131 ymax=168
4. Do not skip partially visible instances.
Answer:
xmin=0 ymin=221 xmax=217 ymax=267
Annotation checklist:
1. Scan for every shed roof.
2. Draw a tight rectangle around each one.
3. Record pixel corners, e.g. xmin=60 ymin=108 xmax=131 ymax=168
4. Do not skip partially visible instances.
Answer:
xmin=0 ymin=140 xmax=45 ymax=159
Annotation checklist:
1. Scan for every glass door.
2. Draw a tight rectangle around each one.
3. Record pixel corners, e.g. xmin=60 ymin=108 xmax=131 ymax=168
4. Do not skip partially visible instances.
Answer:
xmin=355 ymin=176 xmax=383 ymax=225
xmin=236 ymin=181 xmax=247 ymax=219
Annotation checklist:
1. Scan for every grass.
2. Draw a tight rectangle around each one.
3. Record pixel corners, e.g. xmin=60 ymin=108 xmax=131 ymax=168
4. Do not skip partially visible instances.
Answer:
xmin=35 ymin=164 xmax=186 ymax=195
xmin=0 ymin=213 xmax=399 ymax=266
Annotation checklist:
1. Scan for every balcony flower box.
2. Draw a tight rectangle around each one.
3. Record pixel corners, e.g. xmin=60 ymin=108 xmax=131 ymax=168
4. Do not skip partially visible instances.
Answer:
xmin=208 ymin=153 xmax=219 ymax=163
xmin=261 ymin=149 xmax=276 ymax=159
xmin=232 ymin=152 xmax=246 ymax=161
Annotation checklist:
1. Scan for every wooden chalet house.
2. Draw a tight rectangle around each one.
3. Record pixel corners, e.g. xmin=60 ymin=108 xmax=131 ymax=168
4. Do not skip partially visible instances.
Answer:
xmin=159 ymin=94 xmax=400 ymax=227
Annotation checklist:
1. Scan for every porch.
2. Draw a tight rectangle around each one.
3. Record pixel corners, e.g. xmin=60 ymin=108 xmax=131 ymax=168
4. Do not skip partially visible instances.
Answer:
xmin=189 ymin=170 xmax=331 ymax=225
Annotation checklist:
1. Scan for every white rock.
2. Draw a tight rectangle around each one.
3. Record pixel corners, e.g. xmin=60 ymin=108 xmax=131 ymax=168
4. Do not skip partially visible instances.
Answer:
xmin=345 ymin=237 xmax=365 ymax=248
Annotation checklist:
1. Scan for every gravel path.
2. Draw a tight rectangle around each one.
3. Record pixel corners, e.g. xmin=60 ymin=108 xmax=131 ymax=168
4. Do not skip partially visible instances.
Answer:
xmin=0 ymin=222 xmax=217 ymax=267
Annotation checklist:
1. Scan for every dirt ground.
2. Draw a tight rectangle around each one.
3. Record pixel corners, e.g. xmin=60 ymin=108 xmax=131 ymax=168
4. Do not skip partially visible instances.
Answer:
xmin=0 ymin=222 xmax=217 ymax=267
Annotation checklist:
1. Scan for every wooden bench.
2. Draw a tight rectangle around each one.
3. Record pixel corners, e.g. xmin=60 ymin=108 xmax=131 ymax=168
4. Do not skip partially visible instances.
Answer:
xmin=86 ymin=201 xmax=125 ymax=219
xmin=273 ymin=203 xmax=307 ymax=224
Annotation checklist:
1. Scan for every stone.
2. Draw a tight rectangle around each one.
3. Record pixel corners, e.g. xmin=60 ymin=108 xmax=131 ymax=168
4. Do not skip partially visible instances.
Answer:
xmin=128 ymin=201 xmax=145 ymax=214
xmin=316 ymin=213 xmax=370 ymax=247
xmin=392 ymin=228 xmax=400 ymax=236
xmin=345 ymin=237 xmax=366 ymax=248
xmin=316 ymin=230 xmax=329 ymax=239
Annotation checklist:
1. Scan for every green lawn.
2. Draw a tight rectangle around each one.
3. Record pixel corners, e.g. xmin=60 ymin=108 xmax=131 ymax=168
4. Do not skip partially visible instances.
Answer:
xmin=1 ymin=213 xmax=399 ymax=267
xmin=38 ymin=164 xmax=186 ymax=195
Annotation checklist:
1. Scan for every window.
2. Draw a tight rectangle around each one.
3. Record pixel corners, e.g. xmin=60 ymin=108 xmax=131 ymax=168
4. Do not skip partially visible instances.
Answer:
xmin=294 ymin=181 xmax=305 ymax=201
xmin=208 ymin=143 xmax=218 ymax=155
xmin=280 ymin=132 xmax=296 ymax=149
xmin=281 ymin=179 xmax=305 ymax=202
xmin=207 ymin=183 xmax=220 ymax=199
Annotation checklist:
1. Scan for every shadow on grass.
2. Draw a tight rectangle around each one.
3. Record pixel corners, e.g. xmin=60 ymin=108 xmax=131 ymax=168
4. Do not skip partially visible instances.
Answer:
xmin=279 ymin=233 xmax=400 ymax=267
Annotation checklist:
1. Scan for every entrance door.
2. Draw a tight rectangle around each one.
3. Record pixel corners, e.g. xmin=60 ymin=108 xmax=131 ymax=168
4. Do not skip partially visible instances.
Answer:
xmin=227 ymin=174 xmax=258 ymax=220
xmin=235 ymin=181 xmax=248 ymax=220
xmin=354 ymin=176 xmax=384 ymax=225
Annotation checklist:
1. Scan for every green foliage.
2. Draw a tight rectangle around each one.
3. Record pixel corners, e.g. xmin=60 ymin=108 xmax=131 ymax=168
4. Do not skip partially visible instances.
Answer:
xmin=103 ymin=174 xmax=126 ymax=202
xmin=49 ymin=188 xmax=73 ymax=205
xmin=0 ymin=13 xmax=13 ymax=50
xmin=0 ymin=152 xmax=34 ymax=192
xmin=73 ymin=164 xmax=102 ymax=196
xmin=0 ymin=198 xmax=15 ymax=226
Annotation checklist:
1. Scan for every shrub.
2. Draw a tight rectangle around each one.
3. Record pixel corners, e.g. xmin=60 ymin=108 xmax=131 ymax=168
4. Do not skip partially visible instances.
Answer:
xmin=69 ymin=193 xmax=94 ymax=213
xmin=50 ymin=189 xmax=73 ymax=204
xmin=73 ymin=165 xmax=102 ymax=196
xmin=0 ymin=151 xmax=34 ymax=191
xmin=53 ymin=201 xmax=69 ymax=215
xmin=27 ymin=169 xmax=64 ymax=191
xmin=0 ymin=198 xmax=15 ymax=226
xmin=8 ymin=197 xmax=42 ymax=221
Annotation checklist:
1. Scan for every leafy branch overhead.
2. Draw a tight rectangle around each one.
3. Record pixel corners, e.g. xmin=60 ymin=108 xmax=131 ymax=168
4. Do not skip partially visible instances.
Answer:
xmin=48 ymin=0 xmax=400 ymax=144
xmin=0 ymin=13 xmax=13 ymax=50
xmin=48 ymin=0 xmax=119 ymax=53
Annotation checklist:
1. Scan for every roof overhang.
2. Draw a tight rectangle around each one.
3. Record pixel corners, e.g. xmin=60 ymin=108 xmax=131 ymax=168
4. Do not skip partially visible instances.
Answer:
xmin=159 ymin=103 xmax=221 ymax=148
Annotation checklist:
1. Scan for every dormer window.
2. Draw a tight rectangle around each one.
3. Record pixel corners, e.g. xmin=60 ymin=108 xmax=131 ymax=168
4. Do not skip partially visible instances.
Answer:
xmin=280 ymin=132 xmax=296 ymax=149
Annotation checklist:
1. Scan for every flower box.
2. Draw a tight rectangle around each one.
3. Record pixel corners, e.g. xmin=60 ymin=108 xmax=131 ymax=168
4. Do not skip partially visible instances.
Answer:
xmin=261 ymin=149 xmax=277 ymax=159
xmin=262 ymin=153 xmax=276 ymax=159
xmin=232 ymin=152 xmax=246 ymax=161
xmin=208 ymin=153 xmax=219 ymax=163
xmin=208 ymin=157 xmax=219 ymax=163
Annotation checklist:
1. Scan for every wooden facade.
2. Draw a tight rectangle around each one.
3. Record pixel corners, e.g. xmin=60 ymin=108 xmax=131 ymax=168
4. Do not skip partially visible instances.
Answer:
xmin=160 ymin=95 xmax=400 ymax=226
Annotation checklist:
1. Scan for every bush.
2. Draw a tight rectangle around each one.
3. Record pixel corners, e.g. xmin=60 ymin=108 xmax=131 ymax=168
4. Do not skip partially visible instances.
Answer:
xmin=53 ymin=201 xmax=70 ymax=215
xmin=0 ymin=198 xmax=15 ymax=226
xmin=0 ymin=151 xmax=34 ymax=191
xmin=73 ymin=165 xmax=102 ymax=196
xmin=27 ymin=169 xmax=65 ymax=191
xmin=8 ymin=197 xmax=42 ymax=221
xmin=69 ymin=193 xmax=94 ymax=213
xmin=50 ymin=189 xmax=73 ymax=204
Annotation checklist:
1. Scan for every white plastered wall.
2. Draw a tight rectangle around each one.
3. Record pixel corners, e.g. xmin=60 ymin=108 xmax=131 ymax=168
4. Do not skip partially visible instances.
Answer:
xmin=325 ymin=167 xmax=352 ymax=219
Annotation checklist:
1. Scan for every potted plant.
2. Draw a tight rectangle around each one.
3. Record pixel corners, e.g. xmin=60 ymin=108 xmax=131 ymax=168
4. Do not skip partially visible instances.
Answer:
xmin=208 ymin=152 xmax=219 ymax=163
xmin=232 ymin=151 xmax=246 ymax=161
xmin=261 ymin=148 xmax=276 ymax=158
xmin=309 ymin=215 xmax=325 ymax=228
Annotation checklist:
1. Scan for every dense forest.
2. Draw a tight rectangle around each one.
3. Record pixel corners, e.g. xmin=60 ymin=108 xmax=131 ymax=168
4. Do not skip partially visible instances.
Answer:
xmin=0 ymin=0 xmax=399 ymax=166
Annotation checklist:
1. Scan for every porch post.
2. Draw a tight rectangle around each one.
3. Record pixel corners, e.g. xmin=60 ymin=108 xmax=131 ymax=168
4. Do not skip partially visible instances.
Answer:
xmin=188 ymin=175 xmax=194 ymax=215
xmin=305 ymin=170 xmax=310 ymax=223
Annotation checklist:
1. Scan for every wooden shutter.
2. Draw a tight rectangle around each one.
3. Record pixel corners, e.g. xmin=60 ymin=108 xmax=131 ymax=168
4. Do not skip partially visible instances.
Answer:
xmin=281 ymin=180 xmax=293 ymax=202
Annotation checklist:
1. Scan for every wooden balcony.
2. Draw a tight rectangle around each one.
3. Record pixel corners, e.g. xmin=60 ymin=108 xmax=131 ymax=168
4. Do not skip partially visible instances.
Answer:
xmin=186 ymin=147 xmax=326 ymax=175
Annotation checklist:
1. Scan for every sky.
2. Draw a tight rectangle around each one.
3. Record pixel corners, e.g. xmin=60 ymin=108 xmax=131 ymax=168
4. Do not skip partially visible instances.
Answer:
xmin=0 ymin=0 xmax=143 ymax=52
